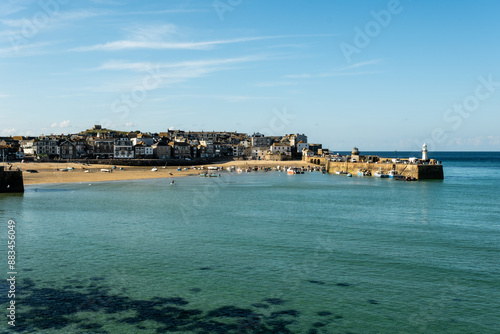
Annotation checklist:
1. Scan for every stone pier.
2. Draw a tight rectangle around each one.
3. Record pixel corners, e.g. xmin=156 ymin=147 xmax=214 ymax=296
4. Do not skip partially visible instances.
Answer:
xmin=0 ymin=166 xmax=24 ymax=193
xmin=304 ymin=157 xmax=443 ymax=180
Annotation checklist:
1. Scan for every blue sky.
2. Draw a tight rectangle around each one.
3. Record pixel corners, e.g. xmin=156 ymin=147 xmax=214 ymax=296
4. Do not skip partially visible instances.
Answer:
xmin=1 ymin=0 xmax=499 ymax=151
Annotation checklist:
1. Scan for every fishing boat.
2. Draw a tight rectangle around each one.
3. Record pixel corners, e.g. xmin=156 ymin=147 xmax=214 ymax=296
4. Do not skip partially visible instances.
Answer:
xmin=287 ymin=167 xmax=295 ymax=175
xmin=388 ymin=170 xmax=397 ymax=178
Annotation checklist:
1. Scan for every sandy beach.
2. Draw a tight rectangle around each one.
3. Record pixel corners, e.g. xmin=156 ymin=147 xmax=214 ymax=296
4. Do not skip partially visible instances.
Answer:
xmin=9 ymin=160 xmax=315 ymax=185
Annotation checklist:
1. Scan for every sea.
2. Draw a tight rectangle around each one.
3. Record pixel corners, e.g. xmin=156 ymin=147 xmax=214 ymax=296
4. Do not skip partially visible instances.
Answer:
xmin=1 ymin=152 xmax=499 ymax=334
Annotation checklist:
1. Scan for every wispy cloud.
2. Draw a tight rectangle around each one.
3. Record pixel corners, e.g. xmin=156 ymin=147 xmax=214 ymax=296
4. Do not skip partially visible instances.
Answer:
xmin=0 ymin=93 xmax=9 ymax=98
xmin=124 ymin=24 xmax=179 ymax=42
xmin=86 ymin=55 xmax=272 ymax=93
xmin=0 ymin=2 xmax=26 ymax=17
xmin=253 ymin=81 xmax=297 ymax=87
xmin=149 ymin=94 xmax=275 ymax=103
xmin=337 ymin=59 xmax=381 ymax=71
xmin=0 ymin=41 xmax=57 ymax=57
xmin=94 ymin=55 xmax=270 ymax=72
xmin=71 ymin=34 xmax=331 ymax=52
xmin=284 ymin=59 xmax=382 ymax=79
xmin=1 ymin=10 xmax=103 ymax=28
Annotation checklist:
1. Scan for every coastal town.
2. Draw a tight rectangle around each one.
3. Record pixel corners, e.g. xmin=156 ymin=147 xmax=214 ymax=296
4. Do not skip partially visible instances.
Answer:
xmin=0 ymin=125 xmax=444 ymax=193
xmin=0 ymin=125 xmax=318 ymax=162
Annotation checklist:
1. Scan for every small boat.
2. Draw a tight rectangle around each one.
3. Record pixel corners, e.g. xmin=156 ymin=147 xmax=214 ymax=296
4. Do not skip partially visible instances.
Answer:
xmin=346 ymin=173 xmax=352 ymax=177
xmin=388 ymin=170 xmax=397 ymax=178
xmin=236 ymin=168 xmax=243 ymax=173
xmin=170 ymin=180 xmax=175 ymax=185
xmin=151 ymin=167 xmax=158 ymax=172
xmin=357 ymin=170 xmax=367 ymax=176
xmin=374 ymin=170 xmax=389 ymax=178
xmin=84 ymin=170 xmax=90 ymax=173
xmin=100 ymin=169 xmax=111 ymax=173
xmin=393 ymin=175 xmax=406 ymax=181
xmin=199 ymin=173 xmax=206 ymax=177
xmin=209 ymin=174 xmax=220 ymax=177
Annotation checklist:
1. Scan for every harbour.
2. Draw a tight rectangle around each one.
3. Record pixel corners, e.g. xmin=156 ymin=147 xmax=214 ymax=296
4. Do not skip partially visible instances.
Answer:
xmin=305 ymin=145 xmax=444 ymax=180
xmin=1 ymin=152 xmax=499 ymax=333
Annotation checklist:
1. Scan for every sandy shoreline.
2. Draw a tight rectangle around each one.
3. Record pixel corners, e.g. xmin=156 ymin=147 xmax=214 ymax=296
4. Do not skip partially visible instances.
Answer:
xmin=7 ymin=160 xmax=314 ymax=185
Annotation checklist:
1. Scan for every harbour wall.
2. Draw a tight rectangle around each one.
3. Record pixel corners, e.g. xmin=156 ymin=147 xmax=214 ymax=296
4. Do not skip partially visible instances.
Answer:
xmin=304 ymin=157 xmax=443 ymax=180
xmin=0 ymin=166 xmax=24 ymax=193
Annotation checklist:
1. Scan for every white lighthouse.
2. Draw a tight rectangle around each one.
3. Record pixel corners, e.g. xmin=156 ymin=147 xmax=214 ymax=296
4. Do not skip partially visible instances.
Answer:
xmin=422 ymin=143 xmax=428 ymax=161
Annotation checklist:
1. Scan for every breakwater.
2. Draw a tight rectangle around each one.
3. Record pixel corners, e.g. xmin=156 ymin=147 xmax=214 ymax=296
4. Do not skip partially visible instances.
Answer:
xmin=0 ymin=166 xmax=24 ymax=193
xmin=305 ymin=157 xmax=444 ymax=180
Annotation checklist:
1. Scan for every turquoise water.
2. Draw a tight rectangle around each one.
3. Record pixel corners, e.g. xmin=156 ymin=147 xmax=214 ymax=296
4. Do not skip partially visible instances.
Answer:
xmin=1 ymin=153 xmax=499 ymax=333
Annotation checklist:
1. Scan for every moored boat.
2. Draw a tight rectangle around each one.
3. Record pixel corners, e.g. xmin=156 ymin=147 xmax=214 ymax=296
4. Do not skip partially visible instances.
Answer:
xmin=374 ymin=170 xmax=389 ymax=178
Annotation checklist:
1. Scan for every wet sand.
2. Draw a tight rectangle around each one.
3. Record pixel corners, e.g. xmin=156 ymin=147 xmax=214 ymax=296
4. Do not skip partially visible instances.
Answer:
xmin=10 ymin=160 xmax=314 ymax=185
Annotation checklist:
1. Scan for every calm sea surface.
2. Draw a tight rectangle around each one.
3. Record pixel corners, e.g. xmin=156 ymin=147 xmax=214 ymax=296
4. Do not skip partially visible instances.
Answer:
xmin=1 ymin=152 xmax=499 ymax=333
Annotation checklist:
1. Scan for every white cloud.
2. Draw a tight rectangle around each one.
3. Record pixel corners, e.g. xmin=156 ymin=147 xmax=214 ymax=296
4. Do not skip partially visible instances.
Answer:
xmin=125 ymin=122 xmax=134 ymax=127
xmin=71 ymin=35 xmax=324 ymax=52
xmin=1 ymin=128 xmax=17 ymax=135
xmin=96 ymin=55 xmax=269 ymax=72
xmin=0 ymin=93 xmax=9 ymax=98
xmin=51 ymin=120 xmax=71 ymax=128
xmin=284 ymin=59 xmax=382 ymax=79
